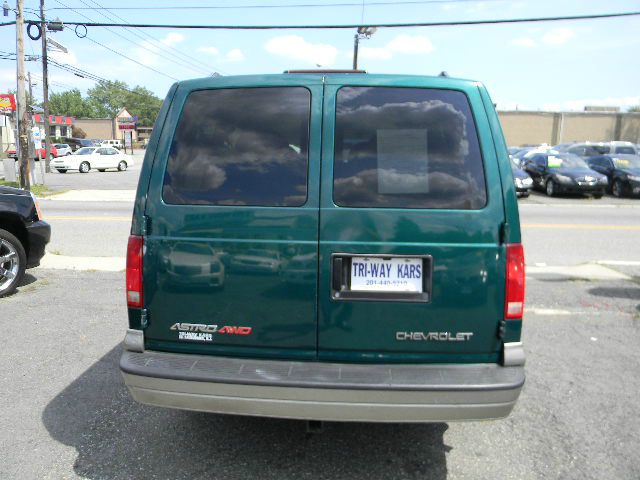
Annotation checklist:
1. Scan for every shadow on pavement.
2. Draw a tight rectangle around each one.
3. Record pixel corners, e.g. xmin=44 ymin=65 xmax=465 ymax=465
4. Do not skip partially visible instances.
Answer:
xmin=43 ymin=344 xmax=450 ymax=480
xmin=587 ymin=286 xmax=640 ymax=300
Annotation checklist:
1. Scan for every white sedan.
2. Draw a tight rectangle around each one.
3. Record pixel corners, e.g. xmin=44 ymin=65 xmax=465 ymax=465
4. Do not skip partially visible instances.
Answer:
xmin=51 ymin=147 xmax=134 ymax=173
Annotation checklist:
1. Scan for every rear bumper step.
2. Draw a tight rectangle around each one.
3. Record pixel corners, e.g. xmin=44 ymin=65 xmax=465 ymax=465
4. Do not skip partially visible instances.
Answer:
xmin=120 ymin=350 xmax=524 ymax=422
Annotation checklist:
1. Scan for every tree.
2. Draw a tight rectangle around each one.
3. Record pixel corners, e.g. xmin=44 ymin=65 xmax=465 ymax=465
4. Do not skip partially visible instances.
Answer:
xmin=48 ymin=89 xmax=94 ymax=117
xmin=87 ymin=80 xmax=130 ymax=118
xmin=123 ymin=86 xmax=162 ymax=127
xmin=629 ymin=106 xmax=640 ymax=113
xmin=86 ymin=80 xmax=162 ymax=126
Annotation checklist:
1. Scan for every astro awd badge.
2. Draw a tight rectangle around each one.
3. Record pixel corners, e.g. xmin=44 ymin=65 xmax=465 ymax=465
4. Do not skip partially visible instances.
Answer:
xmin=170 ymin=323 xmax=253 ymax=342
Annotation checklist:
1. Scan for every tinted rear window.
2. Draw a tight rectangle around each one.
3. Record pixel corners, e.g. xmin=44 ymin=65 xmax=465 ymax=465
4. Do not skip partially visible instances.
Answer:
xmin=163 ymin=87 xmax=310 ymax=206
xmin=333 ymin=87 xmax=486 ymax=209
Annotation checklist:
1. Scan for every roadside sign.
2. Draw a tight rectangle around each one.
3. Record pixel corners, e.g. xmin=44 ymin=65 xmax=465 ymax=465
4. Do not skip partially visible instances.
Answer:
xmin=0 ymin=94 xmax=16 ymax=113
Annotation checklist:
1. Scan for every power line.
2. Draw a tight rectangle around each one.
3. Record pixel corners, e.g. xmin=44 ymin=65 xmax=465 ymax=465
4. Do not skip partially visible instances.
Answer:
xmin=82 ymin=36 xmax=179 ymax=80
xmin=77 ymin=0 xmax=226 ymax=75
xmin=44 ymin=0 xmax=508 ymax=11
xmin=47 ymin=58 xmax=164 ymax=100
xmin=49 ymin=0 xmax=178 ymax=80
xmin=67 ymin=0 xmax=217 ymax=76
xmin=50 ymin=10 xmax=640 ymax=29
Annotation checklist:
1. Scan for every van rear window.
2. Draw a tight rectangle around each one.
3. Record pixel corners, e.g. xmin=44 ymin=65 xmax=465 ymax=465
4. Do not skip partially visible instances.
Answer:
xmin=333 ymin=87 xmax=487 ymax=209
xmin=163 ymin=87 xmax=310 ymax=206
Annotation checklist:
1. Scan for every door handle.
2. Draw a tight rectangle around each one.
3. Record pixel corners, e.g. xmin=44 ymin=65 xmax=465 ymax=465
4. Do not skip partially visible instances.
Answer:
xmin=332 ymin=257 xmax=344 ymax=292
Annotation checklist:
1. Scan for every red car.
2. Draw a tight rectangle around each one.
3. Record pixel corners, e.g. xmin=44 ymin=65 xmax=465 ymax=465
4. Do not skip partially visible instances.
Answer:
xmin=5 ymin=143 xmax=58 ymax=161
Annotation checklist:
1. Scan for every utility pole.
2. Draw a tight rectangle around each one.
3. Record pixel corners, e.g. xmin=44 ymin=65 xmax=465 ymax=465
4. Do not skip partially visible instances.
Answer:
xmin=352 ymin=26 xmax=377 ymax=71
xmin=40 ymin=0 xmax=51 ymax=172
xmin=352 ymin=34 xmax=359 ymax=70
xmin=16 ymin=0 xmax=31 ymax=190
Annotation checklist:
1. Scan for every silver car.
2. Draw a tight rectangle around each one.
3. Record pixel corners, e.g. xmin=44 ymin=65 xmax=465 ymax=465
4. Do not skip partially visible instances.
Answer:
xmin=53 ymin=143 xmax=72 ymax=156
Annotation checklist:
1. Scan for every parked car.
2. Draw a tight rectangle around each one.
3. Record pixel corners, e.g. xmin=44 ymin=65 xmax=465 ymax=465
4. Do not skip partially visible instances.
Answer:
xmin=65 ymin=138 xmax=99 ymax=151
xmin=0 ymin=185 xmax=50 ymax=296
xmin=587 ymin=154 xmax=640 ymax=197
xmin=120 ymin=72 xmax=526 ymax=423
xmin=101 ymin=139 xmax=123 ymax=149
xmin=511 ymin=158 xmax=533 ymax=197
xmin=51 ymin=146 xmax=133 ymax=173
xmin=229 ymin=248 xmax=282 ymax=274
xmin=6 ymin=143 xmax=58 ymax=161
xmin=554 ymin=141 xmax=637 ymax=158
xmin=53 ymin=143 xmax=72 ymax=156
xmin=523 ymin=152 xmax=608 ymax=197
xmin=162 ymin=242 xmax=225 ymax=288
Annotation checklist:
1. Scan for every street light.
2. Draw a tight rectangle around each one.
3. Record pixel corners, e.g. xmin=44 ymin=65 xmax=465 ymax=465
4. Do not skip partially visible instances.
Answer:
xmin=353 ymin=26 xmax=377 ymax=70
xmin=2 ymin=1 xmax=10 ymax=16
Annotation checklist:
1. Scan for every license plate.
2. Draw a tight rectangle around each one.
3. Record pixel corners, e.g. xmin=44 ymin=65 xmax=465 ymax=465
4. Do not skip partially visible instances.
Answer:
xmin=350 ymin=257 xmax=423 ymax=293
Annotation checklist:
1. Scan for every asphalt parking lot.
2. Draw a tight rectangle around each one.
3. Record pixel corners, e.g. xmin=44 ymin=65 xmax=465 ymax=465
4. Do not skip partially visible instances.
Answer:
xmin=1 ymin=160 xmax=640 ymax=479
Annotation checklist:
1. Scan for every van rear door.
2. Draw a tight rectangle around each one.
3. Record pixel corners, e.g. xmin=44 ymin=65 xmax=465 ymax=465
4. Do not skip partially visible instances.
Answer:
xmin=318 ymin=76 xmax=507 ymax=362
xmin=142 ymin=76 xmax=323 ymax=359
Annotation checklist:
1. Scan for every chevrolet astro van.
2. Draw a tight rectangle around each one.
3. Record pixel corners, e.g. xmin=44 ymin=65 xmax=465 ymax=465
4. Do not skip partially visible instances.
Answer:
xmin=120 ymin=72 xmax=526 ymax=422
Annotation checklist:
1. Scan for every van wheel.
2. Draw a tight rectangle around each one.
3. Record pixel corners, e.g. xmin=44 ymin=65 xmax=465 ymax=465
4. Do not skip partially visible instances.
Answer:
xmin=56 ymin=169 xmax=67 ymax=173
xmin=79 ymin=161 xmax=90 ymax=173
xmin=612 ymin=179 xmax=624 ymax=198
xmin=545 ymin=179 xmax=556 ymax=196
xmin=118 ymin=160 xmax=127 ymax=171
xmin=0 ymin=228 xmax=26 ymax=297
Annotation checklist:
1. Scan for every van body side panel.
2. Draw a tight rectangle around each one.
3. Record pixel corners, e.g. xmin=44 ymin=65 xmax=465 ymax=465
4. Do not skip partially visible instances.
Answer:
xmin=318 ymin=76 xmax=506 ymax=362
xmin=131 ymin=83 xmax=178 ymax=237
xmin=478 ymin=85 xmax=523 ymax=344
xmin=141 ymin=77 xmax=323 ymax=359
xmin=478 ymin=85 xmax=522 ymax=244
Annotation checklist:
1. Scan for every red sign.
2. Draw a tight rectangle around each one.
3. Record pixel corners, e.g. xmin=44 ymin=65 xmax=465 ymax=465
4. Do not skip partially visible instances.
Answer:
xmin=0 ymin=94 xmax=16 ymax=113
xmin=33 ymin=114 xmax=75 ymax=125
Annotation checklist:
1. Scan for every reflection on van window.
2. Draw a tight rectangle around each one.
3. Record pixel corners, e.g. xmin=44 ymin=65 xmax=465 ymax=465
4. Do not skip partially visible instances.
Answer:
xmin=333 ymin=87 xmax=487 ymax=209
xmin=163 ymin=87 xmax=311 ymax=206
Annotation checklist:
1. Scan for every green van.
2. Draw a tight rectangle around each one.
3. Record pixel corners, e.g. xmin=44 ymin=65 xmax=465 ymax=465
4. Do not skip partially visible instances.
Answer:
xmin=120 ymin=72 xmax=526 ymax=422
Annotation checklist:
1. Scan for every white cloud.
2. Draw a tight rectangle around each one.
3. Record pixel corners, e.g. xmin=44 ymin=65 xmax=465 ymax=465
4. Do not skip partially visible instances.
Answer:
xmin=162 ymin=32 xmax=185 ymax=47
xmin=359 ymin=34 xmax=434 ymax=61
xmin=511 ymin=37 xmax=536 ymax=48
xmin=264 ymin=35 xmax=338 ymax=66
xmin=387 ymin=34 xmax=434 ymax=55
xmin=133 ymin=32 xmax=186 ymax=67
xmin=197 ymin=46 xmax=220 ymax=56
xmin=225 ymin=48 xmax=245 ymax=62
xmin=543 ymin=96 xmax=640 ymax=112
xmin=512 ymin=27 xmax=575 ymax=48
xmin=542 ymin=28 xmax=574 ymax=46
xmin=48 ymin=49 xmax=78 ymax=66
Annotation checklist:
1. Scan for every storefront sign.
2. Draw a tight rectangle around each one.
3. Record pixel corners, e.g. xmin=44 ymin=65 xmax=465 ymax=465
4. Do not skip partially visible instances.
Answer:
xmin=0 ymin=94 xmax=16 ymax=113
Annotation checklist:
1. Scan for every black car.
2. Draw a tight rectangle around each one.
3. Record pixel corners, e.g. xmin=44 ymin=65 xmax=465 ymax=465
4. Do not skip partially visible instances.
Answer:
xmin=587 ymin=154 xmax=640 ymax=198
xmin=523 ymin=152 xmax=608 ymax=198
xmin=511 ymin=158 xmax=533 ymax=197
xmin=65 ymin=137 xmax=98 ymax=151
xmin=0 ymin=186 xmax=51 ymax=296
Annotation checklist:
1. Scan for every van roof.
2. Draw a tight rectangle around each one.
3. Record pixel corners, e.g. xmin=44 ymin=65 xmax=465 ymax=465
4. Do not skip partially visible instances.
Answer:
xmin=174 ymin=73 xmax=482 ymax=90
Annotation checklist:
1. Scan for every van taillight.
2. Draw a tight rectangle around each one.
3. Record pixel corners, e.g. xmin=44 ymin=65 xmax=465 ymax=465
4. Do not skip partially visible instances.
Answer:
xmin=505 ymin=243 xmax=525 ymax=319
xmin=126 ymin=235 xmax=144 ymax=308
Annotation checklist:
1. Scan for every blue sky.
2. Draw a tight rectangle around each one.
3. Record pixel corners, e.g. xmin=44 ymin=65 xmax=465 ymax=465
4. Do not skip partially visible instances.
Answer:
xmin=1 ymin=0 xmax=639 ymax=111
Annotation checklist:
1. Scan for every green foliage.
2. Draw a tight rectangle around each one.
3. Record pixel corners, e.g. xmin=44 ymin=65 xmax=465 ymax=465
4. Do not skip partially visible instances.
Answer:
xmin=87 ymin=80 xmax=130 ymax=118
xmin=86 ymin=81 xmax=162 ymax=126
xmin=48 ymin=89 xmax=94 ymax=117
xmin=42 ymin=80 xmax=162 ymax=127
xmin=629 ymin=106 xmax=640 ymax=113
